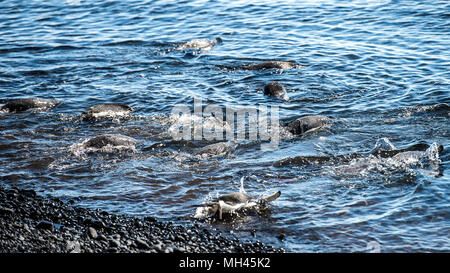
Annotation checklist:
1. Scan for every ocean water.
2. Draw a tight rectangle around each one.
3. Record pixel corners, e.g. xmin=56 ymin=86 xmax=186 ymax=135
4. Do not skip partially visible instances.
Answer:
xmin=0 ymin=0 xmax=449 ymax=252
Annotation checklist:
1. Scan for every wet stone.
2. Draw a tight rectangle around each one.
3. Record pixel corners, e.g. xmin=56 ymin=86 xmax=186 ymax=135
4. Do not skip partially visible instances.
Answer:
xmin=164 ymin=247 xmax=173 ymax=253
xmin=97 ymin=234 xmax=107 ymax=241
xmin=109 ymin=239 xmax=120 ymax=248
xmin=0 ymin=184 xmax=284 ymax=253
xmin=84 ymin=218 xmax=106 ymax=230
xmin=135 ymin=238 xmax=150 ymax=249
xmin=88 ymin=227 xmax=98 ymax=239
xmin=36 ymin=220 xmax=55 ymax=231
xmin=107 ymin=247 xmax=117 ymax=253
xmin=144 ymin=216 xmax=157 ymax=222
xmin=0 ymin=207 xmax=15 ymax=215
xmin=153 ymin=244 xmax=163 ymax=253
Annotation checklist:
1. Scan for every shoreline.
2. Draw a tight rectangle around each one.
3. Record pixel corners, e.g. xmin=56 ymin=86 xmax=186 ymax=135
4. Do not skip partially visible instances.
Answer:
xmin=0 ymin=183 xmax=284 ymax=253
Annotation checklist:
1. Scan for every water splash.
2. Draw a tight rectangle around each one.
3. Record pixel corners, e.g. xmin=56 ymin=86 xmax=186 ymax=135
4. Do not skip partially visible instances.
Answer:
xmin=373 ymin=137 xmax=397 ymax=152
xmin=423 ymin=142 xmax=442 ymax=163
xmin=239 ymin=176 xmax=246 ymax=194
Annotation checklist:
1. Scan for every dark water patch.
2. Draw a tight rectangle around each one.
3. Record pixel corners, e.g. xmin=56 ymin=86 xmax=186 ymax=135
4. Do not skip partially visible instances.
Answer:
xmin=0 ymin=46 xmax=49 ymax=54
xmin=102 ymin=40 xmax=149 ymax=47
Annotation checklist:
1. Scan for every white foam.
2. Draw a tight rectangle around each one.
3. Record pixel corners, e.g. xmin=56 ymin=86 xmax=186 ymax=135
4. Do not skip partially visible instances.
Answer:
xmin=91 ymin=110 xmax=130 ymax=118
xmin=373 ymin=137 xmax=397 ymax=152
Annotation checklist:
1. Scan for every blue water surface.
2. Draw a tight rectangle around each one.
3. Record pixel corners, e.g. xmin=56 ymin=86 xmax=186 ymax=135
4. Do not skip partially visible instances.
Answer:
xmin=0 ymin=0 xmax=449 ymax=252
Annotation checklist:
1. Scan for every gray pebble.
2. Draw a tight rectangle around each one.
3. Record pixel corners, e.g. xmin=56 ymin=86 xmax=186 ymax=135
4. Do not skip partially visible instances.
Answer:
xmin=88 ymin=227 xmax=98 ymax=239
xmin=164 ymin=247 xmax=173 ymax=253
xmin=97 ymin=234 xmax=108 ymax=241
xmin=135 ymin=238 xmax=150 ymax=249
xmin=0 ymin=207 xmax=15 ymax=215
xmin=23 ymin=223 xmax=31 ymax=233
xmin=109 ymin=239 xmax=120 ymax=248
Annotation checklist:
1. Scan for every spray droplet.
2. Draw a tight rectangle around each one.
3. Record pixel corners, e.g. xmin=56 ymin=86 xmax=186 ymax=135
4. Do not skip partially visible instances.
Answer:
xmin=239 ymin=176 xmax=246 ymax=194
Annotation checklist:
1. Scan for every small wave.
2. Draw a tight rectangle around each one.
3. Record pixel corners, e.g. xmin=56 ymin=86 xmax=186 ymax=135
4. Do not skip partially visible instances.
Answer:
xmin=0 ymin=46 xmax=48 ymax=54
xmin=102 ymin=40 xmax=148 ymax=47
xmin=0 ymin=45 xmax=86 ymax=54
xmin=52 ymin=45 xmax=86 ymax=51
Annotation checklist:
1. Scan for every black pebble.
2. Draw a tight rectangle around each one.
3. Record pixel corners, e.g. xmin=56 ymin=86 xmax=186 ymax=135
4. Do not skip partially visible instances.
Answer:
xmin=36 ymin=220 xmax=55 ymax=231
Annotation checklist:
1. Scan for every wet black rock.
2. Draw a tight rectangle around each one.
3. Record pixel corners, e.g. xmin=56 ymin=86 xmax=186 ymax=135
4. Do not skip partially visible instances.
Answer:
xmin=242 ymin=60 xmax=296 ymax=70
xmin=83 ymin=218 xmax=107 ymax=230
xmin=97 ymin=234 xmax=108 ymax=242
xmin=36 ymin=220 xmax=54 ymax=231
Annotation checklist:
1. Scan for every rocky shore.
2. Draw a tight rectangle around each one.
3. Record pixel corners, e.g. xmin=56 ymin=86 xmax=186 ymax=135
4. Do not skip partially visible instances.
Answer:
xmin=0 ymin=183 xmax=284 ymax=253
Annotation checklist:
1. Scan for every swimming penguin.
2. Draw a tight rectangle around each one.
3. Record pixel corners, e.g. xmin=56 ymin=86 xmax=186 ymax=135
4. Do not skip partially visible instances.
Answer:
xmin=195 ymin=191 xmax=281 ymax=219
xmin=176 ymin=37 xmax=223 ymax=51
xmin=286 ymin=115 xmax=329 ymax=135
xmin=81 ymin=103 xmax=133 ymax=120
xmin=1 ymin=98 xmax=61 ymax=112
xmin=264 ymin=81 xmax=289 ymax=101
xmin=83 ymin=134 xmax=137 ymax=149
xmin=193 ymin=141 xmax=237 ymax=158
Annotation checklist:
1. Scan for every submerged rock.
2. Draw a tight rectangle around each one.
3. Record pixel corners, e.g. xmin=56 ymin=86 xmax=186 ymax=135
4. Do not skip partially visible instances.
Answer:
xmin=36 ymin=220 xmax=55 ymax=231
xmin=241 ymin=60 xmax=297 ymax=70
